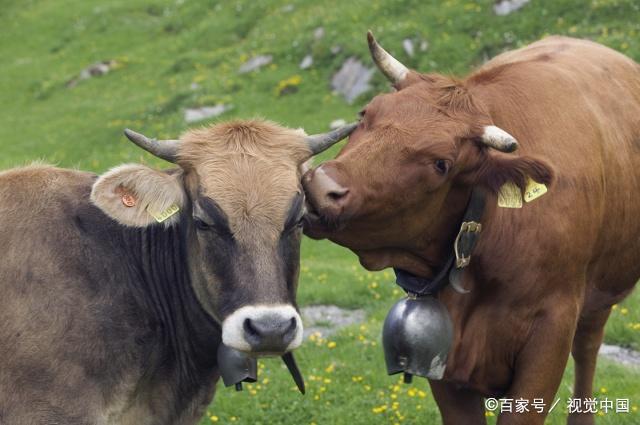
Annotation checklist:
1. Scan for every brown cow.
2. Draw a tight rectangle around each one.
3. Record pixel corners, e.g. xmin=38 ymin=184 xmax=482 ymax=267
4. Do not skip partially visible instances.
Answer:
xmin=0 ymin=119 xmax=354 ymax=424
xmin=303 ymin=33 xmax=640 ymax=425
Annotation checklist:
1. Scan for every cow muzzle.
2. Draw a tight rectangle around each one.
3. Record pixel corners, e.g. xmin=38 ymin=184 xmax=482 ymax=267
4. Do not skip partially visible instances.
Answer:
xmin=221 ymin=305 xmax=303 ymax=355
xmin=302 ymin=163 xmax=354 ymax=235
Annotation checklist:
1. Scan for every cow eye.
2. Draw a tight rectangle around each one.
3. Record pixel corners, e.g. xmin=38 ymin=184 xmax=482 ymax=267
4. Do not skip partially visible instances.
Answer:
xmin=193 ymin=217 xmax=212 ymax=231
xmin=434 ymin=159 xmax=451 ymax=175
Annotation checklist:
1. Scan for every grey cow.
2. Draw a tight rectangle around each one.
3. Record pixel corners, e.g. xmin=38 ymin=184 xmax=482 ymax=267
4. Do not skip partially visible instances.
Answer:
xmin=0 ymin=119 xmax=354 ymax=424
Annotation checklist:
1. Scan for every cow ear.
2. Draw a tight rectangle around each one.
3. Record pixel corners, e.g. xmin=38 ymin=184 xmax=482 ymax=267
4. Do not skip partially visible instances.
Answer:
xmin=91 ymin=164 xmax=185 ymax=227
xmin=472 ymin=152 xmax=555 ymax=194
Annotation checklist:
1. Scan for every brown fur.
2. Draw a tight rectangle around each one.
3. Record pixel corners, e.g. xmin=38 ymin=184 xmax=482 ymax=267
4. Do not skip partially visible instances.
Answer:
xmin=304 ymin=36 xmax=640 ymax=425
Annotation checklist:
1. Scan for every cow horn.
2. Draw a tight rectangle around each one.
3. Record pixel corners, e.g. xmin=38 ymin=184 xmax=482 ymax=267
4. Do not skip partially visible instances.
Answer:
xmin=124 ymin=129 xmax=180 ymax=163
xmin=367 ymin=30 xmax=409 ymax=84
xmin=481 ymin=126 xmax=519 ymax=153
xmin=305 ymin=122 xmax=358 ymax=155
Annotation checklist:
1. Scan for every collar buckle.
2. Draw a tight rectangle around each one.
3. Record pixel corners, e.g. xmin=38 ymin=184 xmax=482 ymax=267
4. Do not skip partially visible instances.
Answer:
xmin=454 ymin=221 xmax=482 ymax=268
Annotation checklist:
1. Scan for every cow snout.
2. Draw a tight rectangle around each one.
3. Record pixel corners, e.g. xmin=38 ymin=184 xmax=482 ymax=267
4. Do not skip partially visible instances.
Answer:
xmin=302 ymin=163 xmax=351 ymax=220
xmin=221 ymin=305 xmax=303 ymax=354
xmin=243 ymin=316 xmax=297 ymax=351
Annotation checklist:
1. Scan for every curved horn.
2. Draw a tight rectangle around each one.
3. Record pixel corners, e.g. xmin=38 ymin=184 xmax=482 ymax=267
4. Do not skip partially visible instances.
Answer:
xmin=481 ymin=126 xmax=519 ymax=153
xmin=305 ymin=122 xmax=358 ymax=155
xmin=367 ymin=30 xmax=409 ymax=84
xmin=124 ymin=129 xmax=180 ymax=163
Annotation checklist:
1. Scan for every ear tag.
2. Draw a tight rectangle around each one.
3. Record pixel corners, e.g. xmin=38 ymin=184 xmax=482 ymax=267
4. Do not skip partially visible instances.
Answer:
xmin=121 ymin=194 xmax=137 ymax=207
xmin=497 ymin=182 xmax=523 ymax=208
xmin=147 ymin=204 xmax=180 ymax=223
xmin=523 ymin=177 xmax=547 ymax=203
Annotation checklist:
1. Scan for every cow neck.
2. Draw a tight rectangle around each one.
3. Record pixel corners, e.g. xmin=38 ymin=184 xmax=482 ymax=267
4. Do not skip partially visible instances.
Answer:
xmin=121 ymin=222 xmax=221 ymax=382
xmin=393 ymin=188 xmax=486 ymax=296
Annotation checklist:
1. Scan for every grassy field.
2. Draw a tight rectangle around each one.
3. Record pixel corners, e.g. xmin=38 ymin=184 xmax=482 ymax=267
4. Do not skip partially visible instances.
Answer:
xmin=1 ymin=0 xmax=639 ymax=424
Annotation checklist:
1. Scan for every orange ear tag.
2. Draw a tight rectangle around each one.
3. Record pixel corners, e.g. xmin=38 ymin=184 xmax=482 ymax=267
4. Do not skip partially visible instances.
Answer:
xmin=121 ymin=193 xmax=137 ymax=207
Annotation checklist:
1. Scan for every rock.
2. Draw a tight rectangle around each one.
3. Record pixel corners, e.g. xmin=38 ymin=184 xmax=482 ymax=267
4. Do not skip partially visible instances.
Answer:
xmin=189 ymin=82 xmax=200 ymax=91
xmin=420 ymin=40 xmax=429 ymax=52
xmin=599 ymin=344 xmax=640 ymax=368
xmin=299 ymin=54 xmax=313 ymax=70
xmin=301 ymin=305 xmax=366 ymax=338
xmin=493 ymin=0 xmax=531 ymax=16
xmin=313 ymin=27 xmax=325 ymax=40
xmin=402 ymin=38 xmax=415 ymax=57
xmin=330 ymin=45 xmax=342 ymax=55
xmin=184 ymin=104 xmax=231 ymax=123
xmin=238 ymin=55 xmax=272 ymax=74
xmin=331 ymin=57 xmax=375 ymax=104
xmin=66 ymin=60 xmax=117 ymax=88
xmin=329 ymin=119 xmax=347 ymax=130
xmin=281 ymin=4 xmax=294 ymax=12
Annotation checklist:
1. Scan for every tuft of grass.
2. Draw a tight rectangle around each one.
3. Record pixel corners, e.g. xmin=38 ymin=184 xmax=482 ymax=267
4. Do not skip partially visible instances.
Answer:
xmin=605 ymin=289 xmax=640 ymax=351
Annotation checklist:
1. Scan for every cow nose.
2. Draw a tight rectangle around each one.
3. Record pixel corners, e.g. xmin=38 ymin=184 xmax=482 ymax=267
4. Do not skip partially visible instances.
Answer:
xmin=303 ymin=164 xmax=351 ymax=218
xmin=221 ymin=305 xmax=303 ymax=354
xmin=243 ymin=316 xmax=297 ymax=352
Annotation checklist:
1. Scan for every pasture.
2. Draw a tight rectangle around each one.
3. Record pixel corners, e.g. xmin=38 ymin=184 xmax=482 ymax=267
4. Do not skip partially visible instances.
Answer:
xmin=1 ymin=0 xmax=638 ymax=423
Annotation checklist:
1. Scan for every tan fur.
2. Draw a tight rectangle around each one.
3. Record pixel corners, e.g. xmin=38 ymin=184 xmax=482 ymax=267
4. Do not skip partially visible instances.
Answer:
xmin=91 ymin=164 xmax=185 ymax=227
xmin=0 ymin=164 xmax=94 ymax=221
xmin=177 ymin=120 xmax=311 ymax=242
xmin=91 ymin=120 xmax=311 ymax=232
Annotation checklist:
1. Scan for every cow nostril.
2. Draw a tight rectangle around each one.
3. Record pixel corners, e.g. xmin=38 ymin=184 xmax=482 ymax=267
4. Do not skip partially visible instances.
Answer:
xmin=286 ymin=317 xmax=297 ymax=334
xmin=327 ymin=188 xmax=349 ymax=202
xmin=244 ymin=318 xmax=259 ymax=337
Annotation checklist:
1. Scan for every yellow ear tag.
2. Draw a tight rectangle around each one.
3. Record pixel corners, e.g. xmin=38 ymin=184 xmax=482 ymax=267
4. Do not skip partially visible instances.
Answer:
xmin=497 ymin=182 xmax=523 ymax=208
xmin=524 ymin=177 xmax=548 ymax=203
xmin=147 ymin=204 xmax=180 ymax=223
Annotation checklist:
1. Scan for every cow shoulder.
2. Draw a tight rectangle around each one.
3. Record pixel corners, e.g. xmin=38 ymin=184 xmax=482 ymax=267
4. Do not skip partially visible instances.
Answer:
xmin=0 ymin=163 xmax=95 ymax=220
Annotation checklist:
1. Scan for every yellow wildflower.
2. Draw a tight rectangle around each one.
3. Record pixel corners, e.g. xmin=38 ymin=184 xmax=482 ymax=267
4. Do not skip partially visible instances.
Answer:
xmin=372 ymin=405 xmax=388 ymax=414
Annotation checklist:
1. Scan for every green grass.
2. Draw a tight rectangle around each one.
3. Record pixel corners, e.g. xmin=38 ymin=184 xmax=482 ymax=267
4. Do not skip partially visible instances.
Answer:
xmin=1 ymin=0 xmax=639 ymax=424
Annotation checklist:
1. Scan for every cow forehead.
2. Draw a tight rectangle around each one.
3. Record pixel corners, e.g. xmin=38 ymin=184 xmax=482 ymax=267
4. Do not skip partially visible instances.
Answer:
xmin=365 ymin=78 xmax=484 ymax=129
xmin=364 ymin=102 xmax=442 ymax=132
xmin=176 ymin=120 xmax=309 ymax=237
xmin=196 ymin=159 xmax=300 ymax=233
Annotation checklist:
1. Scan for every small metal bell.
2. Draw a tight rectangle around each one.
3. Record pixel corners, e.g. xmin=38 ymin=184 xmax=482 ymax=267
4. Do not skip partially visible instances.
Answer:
xmin=217 ymin=344 xmax=258 ymax=391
